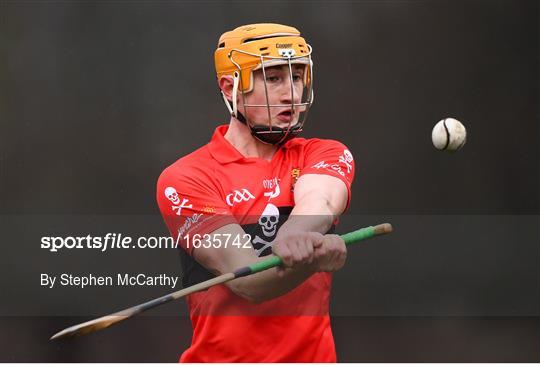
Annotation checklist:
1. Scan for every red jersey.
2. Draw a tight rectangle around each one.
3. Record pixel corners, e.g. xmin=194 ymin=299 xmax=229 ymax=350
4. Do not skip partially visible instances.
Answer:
xmin=157 ymin=125 xmax=355 ymax=362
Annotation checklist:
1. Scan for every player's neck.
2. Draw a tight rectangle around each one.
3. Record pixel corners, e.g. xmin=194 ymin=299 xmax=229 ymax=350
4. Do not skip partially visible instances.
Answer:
xmin=224 ymin=118 xmax=278 ymax=161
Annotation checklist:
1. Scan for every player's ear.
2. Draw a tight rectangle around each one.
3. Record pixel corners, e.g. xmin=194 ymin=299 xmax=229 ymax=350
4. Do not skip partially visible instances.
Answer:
xmin=218 ymin=75 xmax=234 ymax=102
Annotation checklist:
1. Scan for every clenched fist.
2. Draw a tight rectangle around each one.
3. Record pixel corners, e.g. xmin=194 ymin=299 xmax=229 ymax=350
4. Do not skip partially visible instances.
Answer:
xmin=311 ymin=234 xmax=347 ymax=272
xmin=272 ymin=231 xmax=347 ymax=276
xmin=272 ymin=231 xmax=324 ymax=276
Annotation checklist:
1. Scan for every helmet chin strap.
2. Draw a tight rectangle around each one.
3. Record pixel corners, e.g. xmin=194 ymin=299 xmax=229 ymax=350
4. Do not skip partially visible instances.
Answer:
xmin=250 ymin=123 xmax=302 ymax=145
xmin=220 ymin=72 xmax=302 ymax=146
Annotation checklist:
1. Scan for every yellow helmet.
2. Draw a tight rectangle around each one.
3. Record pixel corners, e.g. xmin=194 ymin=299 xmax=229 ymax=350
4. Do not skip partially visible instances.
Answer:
xmin=214 ymin=23 xmax=314 ymax=145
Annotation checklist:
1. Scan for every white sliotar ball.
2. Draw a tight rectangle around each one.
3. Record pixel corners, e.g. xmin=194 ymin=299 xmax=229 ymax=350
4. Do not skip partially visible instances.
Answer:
xmin=432 ymin=117 xmax=467 ymax=152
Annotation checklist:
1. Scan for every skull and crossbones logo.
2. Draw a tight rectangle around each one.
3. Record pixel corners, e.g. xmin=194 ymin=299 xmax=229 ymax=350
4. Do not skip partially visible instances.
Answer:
xmin=258 ymin=203 xmax=280 ymax=237
xmin=338 ymin=149 xmax=354 ymax=173
xmin=164 ymin=187 xmax=192 ymax=215
xmin=164 ymin=187 xmax=180 ymax=205
xmin=252 ymin=203 xmax=281 ymax=257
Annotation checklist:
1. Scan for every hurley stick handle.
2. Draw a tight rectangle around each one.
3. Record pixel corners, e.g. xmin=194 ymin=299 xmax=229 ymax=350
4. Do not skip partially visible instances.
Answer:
xmin=243 ymin=223 xmax=393 ymax=275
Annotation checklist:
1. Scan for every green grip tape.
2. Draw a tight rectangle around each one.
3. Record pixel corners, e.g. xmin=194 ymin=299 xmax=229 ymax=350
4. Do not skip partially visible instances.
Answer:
xmin=249 ymin=255 xmax=283 ymax=274
xmin=248 ymin=226 xmax=376 ymax=274
xmin=341 ymin=226 xmax=375 ymax=245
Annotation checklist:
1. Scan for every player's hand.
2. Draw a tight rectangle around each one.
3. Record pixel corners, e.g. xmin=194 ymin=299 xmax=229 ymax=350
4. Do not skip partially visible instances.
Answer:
xmin=311 ymin=234 xmax=347 ymax=272
xmin=272 ymin=231 xmax=324 ymax=277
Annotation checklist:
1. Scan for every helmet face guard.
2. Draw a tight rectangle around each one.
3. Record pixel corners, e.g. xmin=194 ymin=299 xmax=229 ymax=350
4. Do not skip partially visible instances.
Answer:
xmin=215 ymin=24 xmax=315 ymax=145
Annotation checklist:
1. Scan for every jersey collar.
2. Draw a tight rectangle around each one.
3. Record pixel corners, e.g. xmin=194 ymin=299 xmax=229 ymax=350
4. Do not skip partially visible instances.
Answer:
xmin=208 ymin=124 xmax=298 ymax=164
xmin=208 ymin=125 xmax=246 ymax=164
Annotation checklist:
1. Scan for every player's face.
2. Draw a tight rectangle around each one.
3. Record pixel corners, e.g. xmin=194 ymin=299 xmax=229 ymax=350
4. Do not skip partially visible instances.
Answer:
xmin=239 ymin=64 xmax=306 ymax=127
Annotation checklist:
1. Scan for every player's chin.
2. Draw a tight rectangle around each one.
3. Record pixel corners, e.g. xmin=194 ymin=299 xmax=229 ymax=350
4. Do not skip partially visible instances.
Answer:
xmin=273 ymin=115 xmax=300 ymax=128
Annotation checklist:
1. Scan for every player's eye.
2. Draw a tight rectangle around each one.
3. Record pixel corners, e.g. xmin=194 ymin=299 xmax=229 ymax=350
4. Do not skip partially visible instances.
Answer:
xmin=265 ymin=75 xmax=280 ymax=83
xmin=292 ymin=74 xmax=303 ymax=82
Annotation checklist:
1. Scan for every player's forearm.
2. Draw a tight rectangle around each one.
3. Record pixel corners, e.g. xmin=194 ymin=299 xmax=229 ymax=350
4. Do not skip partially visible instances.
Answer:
xmin=281 ymin=196 xmax=335 ymax=235
xmin=288 ymin=174 xmax=348 ymax=233
xmin=227 ymin=259 xmax=316 ymax=303
xmin=195 ymin=225 xmax=317 ymax=303
xmin=231 ymin=197 xmax=336 ymax=302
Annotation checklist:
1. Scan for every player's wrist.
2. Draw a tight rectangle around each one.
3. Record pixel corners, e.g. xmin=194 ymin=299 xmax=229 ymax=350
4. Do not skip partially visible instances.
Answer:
xmin=275 ymin=219 xmax=307 ymax=239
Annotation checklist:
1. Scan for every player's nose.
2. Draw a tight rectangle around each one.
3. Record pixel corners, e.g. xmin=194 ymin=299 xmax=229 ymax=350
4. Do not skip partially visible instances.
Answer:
xmin=278 ymin=81 xmax=300 ymax=104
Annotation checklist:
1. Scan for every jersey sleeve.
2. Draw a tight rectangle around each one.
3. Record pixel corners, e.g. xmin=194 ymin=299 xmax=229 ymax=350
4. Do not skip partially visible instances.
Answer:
xmin=156 ymin=166 xmax=237 ymax=255
xmin=300 ymin=139 xmax=356 ymax=208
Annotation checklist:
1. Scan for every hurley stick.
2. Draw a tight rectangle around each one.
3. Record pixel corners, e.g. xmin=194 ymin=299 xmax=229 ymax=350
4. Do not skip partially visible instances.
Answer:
xmin=51 ymin=223 xmax=393 ymax=340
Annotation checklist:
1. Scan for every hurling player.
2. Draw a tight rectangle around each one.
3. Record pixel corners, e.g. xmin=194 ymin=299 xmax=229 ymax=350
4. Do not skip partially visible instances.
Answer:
xmin=157 ymin=23 xmax=355 ymax=362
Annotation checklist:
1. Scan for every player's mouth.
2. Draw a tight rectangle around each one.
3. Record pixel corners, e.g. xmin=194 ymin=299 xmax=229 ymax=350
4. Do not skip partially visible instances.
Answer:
xmin=276 ymin=109 xmax=294 ymax=123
